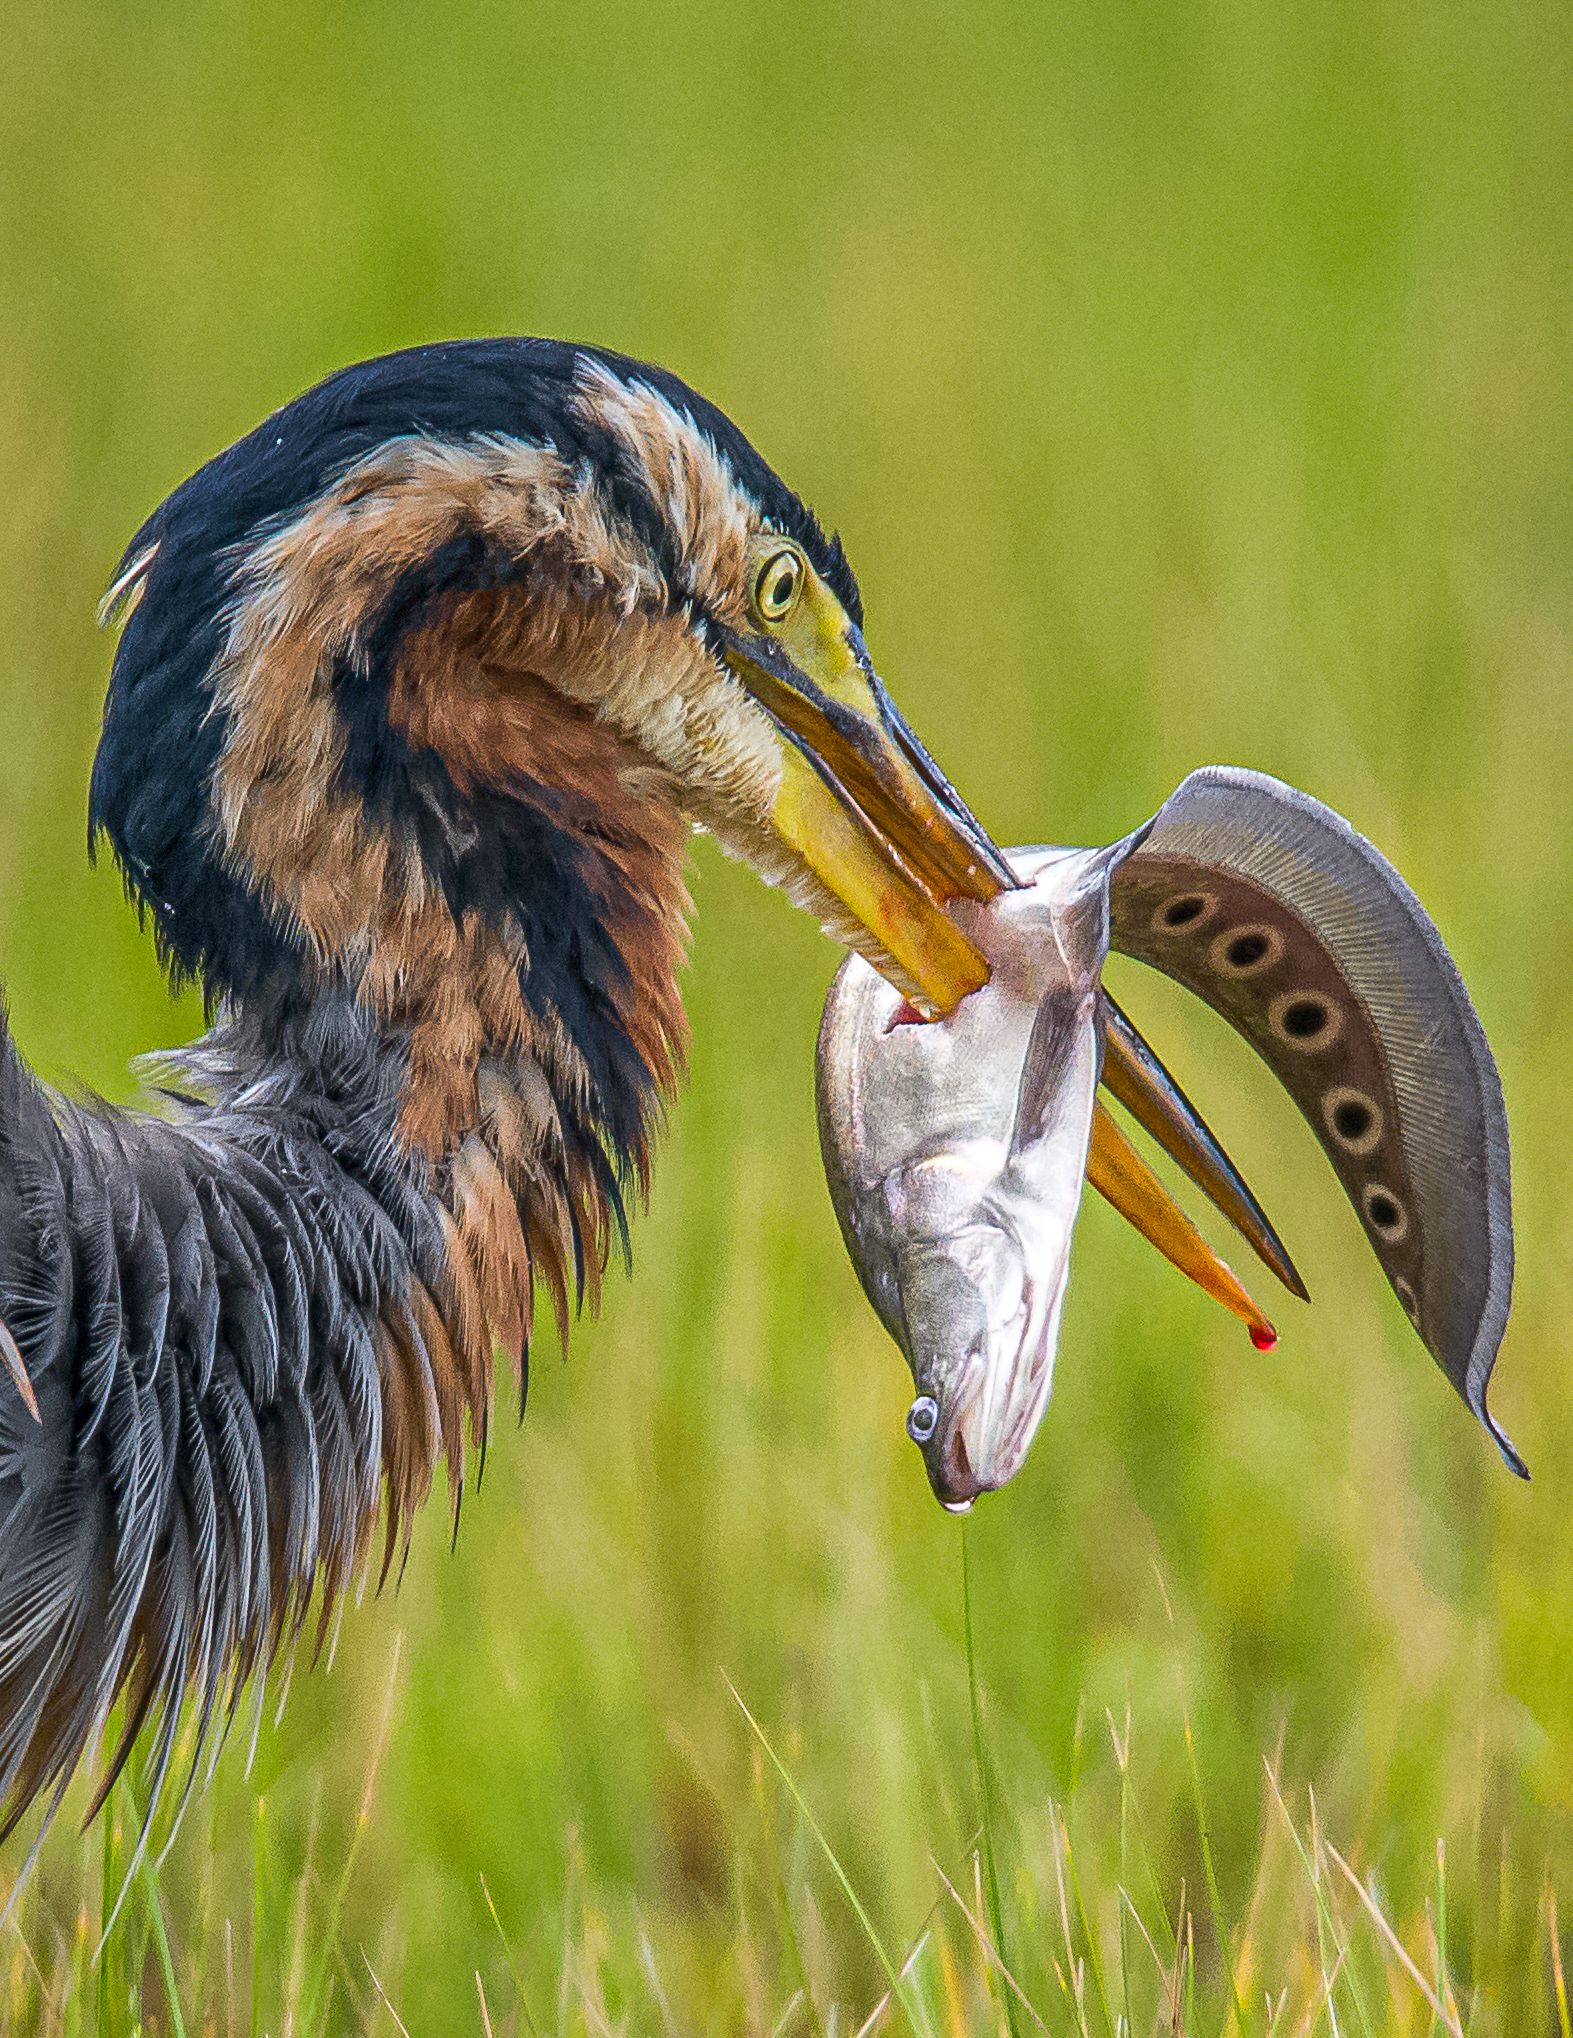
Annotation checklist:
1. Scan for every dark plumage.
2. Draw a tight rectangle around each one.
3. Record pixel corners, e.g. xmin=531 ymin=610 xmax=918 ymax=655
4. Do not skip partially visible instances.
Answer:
xmin=92 ymin=339 xmax=857 ymax=1017
xmin=0 ymin=337 xmax=979 ymax=1851
xmin=0 ymin=999 xmax=430 ymax=1836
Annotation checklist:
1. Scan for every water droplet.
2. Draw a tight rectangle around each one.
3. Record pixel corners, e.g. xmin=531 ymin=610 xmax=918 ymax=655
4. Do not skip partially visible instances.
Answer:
xmin=941 ymin=1497 xmax=975 ymax=1515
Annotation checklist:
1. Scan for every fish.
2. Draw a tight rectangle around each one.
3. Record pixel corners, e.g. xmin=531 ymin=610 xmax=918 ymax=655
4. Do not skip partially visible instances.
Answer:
xmin=815 ymin=765 xmax=1520 ymax=1508
xmin=817 ymin=844 xmax=1120 ymax=1508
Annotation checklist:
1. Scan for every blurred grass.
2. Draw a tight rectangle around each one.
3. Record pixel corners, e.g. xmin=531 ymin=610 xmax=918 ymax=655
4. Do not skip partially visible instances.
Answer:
xmin=2 ymin=0 xmax=1572 ymax=2028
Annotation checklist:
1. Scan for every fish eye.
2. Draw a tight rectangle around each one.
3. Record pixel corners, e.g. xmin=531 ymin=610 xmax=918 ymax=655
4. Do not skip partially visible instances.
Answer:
xmin=906 ymin=1395 xmax=940 ymax=1445
xmin=753 ymin=547 xmax=803 ymax=623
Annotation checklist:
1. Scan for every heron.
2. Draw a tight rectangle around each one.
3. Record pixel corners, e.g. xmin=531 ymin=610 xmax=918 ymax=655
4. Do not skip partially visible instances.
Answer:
xmin=0 ymin=338 xmax=1271 ymax=1840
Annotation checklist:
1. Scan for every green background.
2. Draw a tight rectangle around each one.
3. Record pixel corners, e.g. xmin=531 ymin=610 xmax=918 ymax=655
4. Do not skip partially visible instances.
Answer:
xmin=2 ymin=1 xmax=1570 ymax=2029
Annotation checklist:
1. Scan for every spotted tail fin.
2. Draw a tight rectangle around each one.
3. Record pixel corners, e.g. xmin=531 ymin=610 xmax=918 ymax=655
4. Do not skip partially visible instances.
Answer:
xmin=1107 ymin=766 xmax=1520 ymax=1475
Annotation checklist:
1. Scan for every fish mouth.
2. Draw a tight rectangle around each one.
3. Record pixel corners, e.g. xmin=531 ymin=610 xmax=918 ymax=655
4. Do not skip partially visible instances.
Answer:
xmin=925 ymin=1286 xmax=1066 ymax=1510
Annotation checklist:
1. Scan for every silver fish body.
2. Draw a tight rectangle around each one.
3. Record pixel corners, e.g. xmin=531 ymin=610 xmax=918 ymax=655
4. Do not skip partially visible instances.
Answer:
xmin=816 ymin=847 xmax=1124 ymax=1507
xmin=816 ymin=765 xmax=1520 ymax=1509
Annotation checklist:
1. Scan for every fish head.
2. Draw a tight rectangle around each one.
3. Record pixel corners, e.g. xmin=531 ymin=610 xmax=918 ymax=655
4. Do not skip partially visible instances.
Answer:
xmin=817 ymin=848 xmax=1120 ymax=1508
xmin=884 ymin=995 xmax=1096 ymax=1508
xmin=894 ymin=1206 xmax=1072 ymax=1509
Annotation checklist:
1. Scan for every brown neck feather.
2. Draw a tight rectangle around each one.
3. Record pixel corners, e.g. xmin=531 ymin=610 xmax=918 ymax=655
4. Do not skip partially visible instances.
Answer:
xmin=381 ymin=584 xmax=693 ymax=1401
xmin=204 ymin=446 xmax=703 ymax=1406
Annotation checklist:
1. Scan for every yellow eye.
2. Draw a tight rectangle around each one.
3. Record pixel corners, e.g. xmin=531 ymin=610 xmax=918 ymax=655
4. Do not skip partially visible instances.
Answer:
xmin=753 ymin=547 xmax=803 ymax=623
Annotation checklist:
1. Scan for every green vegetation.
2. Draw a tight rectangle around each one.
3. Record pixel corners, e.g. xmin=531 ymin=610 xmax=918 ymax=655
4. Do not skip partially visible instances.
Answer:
xmin=2 ymin=0 xmax=1570 ymax=2027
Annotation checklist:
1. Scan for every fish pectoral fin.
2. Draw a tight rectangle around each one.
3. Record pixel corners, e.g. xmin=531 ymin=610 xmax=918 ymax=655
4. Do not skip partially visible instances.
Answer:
xmin=1012 ymin=991 xmax=1095 ymax=1154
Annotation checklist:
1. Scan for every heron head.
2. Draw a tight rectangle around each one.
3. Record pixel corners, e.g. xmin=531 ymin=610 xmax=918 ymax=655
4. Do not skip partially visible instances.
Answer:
xmin=91 ymin=341 xmax=1010 ymax=1165
xmin=530 ymin=350 xmax=1017 ymax=1013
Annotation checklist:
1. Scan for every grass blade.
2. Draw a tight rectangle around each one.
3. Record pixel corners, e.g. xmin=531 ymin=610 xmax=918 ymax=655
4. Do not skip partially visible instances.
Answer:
xmin=1549 ymin=1887 xmax=1572 ymax=2038
xmin=136 ymin=1849 xmax=190 ymax=2038
xmin=1326 ymin=1845 xmax=1461 ymax=2038
xmin=960 ymin=1524 xmax=1023 ymax=2038
xmin=725 ymin=1673 xmax=936 ymax=2038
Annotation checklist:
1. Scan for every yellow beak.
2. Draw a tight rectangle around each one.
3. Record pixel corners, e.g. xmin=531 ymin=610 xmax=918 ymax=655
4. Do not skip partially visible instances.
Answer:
xmin=722 ymin=618 xmax=1014 ymax=1014
xmin=724 ymin=598 xmax=1298 ymax=1332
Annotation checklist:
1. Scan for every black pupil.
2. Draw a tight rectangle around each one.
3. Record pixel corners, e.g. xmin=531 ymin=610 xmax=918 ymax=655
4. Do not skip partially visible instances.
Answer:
xmin=768 ymin=564 xmax=794 ymax=608
xmin=1369 ymin=1193 xmax=1400 ymax=1229
xmin=1227 ymin=932 xmax=1269 ymax=968
xmin=1333 ymin=1099 xmax=1372 ymax=1141
xmin=1284 ymin=999 xmax=1328 ymax=1038
xmin=1164 ymin=896 xmax=1206 ymax=927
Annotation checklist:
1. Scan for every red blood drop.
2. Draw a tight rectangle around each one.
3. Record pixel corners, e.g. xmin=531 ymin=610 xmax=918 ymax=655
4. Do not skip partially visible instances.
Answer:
xmin=1249 ymin=1324 xmax=1278 ymax=1352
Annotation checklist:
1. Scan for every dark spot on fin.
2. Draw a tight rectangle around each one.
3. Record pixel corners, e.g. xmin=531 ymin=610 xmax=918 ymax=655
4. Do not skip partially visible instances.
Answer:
xmin=1283 ymin=998 xmax=1329 ymax=1039
xmin=1161 ymin=894 xmax=1209 ymax=928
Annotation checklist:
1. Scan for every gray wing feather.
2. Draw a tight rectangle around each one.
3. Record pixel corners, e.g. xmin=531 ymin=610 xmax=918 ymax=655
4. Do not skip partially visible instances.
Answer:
xmin=0 ymin=999 xmax=461 ymax=1851
xmin=1107 ymin=765 xmax=1519 ymax=1473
